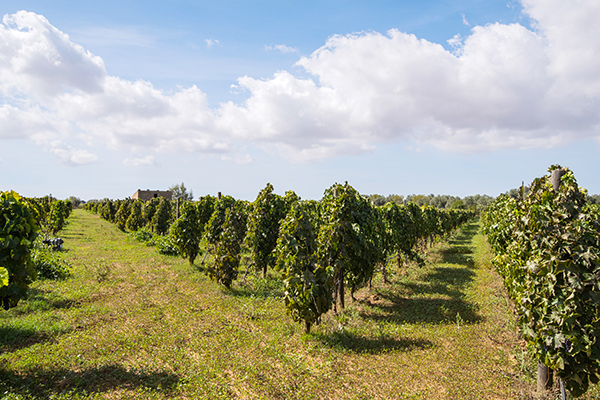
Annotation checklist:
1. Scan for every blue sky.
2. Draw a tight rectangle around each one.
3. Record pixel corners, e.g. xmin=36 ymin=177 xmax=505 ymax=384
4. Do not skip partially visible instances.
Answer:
xmin=1 ymin=0 xmax=599 ymax=201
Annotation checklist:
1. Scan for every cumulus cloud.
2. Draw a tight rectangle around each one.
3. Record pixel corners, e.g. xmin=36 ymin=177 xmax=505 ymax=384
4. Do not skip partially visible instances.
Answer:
xmin=0 ymin=11 xmax=233 ymax=163
xmin=0 ymin=11 xmax=106 ymax=98
xmin=447 ymin=34 xmax=462 ymax=49
xmin=220 ymin=0 xmax=600 ymax=158
xmin=48 ymin=141 xmax=98 ymax=165
xmin=265 ymin=44 xmax=298 ymax=54
xmin=1 ymin=1 xmax=600 ymax=165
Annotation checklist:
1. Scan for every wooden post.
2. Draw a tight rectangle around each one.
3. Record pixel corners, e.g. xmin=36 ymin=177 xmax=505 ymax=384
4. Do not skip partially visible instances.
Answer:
xmin=305 ymin=321 xmax=311 ymax=334
xmin=176 ymin=198 xmax=180 ymax=219
xmin=520 ymin=182 xmax=524 ymax=201
xmin=332 ymin=186 xmax=344 ymax=311
xmin=336 ymin=269 xmax=345 ymax=310
xmin=551 ymin=169 xmax=566 ymax=192
xmin=218 ymin=192 xmax=222 ymax=200
xmin=538 ymin=361 xmax=553 ymax=393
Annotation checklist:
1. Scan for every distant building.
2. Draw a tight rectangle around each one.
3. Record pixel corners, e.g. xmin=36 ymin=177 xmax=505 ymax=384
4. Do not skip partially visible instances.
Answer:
xmin=132 ymin=189 xmax=172 ymax=201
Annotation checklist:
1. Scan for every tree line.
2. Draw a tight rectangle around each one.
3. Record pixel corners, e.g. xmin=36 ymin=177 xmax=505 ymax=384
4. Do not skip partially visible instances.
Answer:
xmin=368 ymin=192 xmax=495 ymax=211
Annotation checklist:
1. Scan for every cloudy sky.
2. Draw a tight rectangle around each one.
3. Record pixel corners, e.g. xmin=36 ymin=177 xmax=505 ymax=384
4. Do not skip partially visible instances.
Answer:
xmin=1 ymin=0 xmax=599 ymax=201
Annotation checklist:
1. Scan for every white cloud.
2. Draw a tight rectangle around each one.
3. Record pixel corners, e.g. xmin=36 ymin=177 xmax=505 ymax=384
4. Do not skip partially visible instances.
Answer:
xmin=462 ymin=14 xmax=470 ymax=26
xmin=220 ymin=153 xmax=254 ymax=165
xmin=447 ymin=34 xmax=462 ymax=49
xmin=265 ymin=44 xmax=298 ymax=54
xmin=48 ymin=141 xmax=98 ymax=165
xmin=0 ymin=104 xmax=66 ymax=140
xmin=0 ymin=11 xmax=106 ymax=98
xmin=0 ymin=12 xmax=233 ymax=162
xmin=123 ymin=155 xmax=157 ymax=166
xmin=205 ymin=38 xmax=219 ymax=48
xmin=220 ymin=0 xmax=600 ymax=158
xmin=1 ymin=1 xmax=600 ymax=165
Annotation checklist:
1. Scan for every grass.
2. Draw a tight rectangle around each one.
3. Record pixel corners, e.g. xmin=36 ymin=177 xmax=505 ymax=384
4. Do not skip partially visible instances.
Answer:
xmin=0 ymin=209 xmax=590 ymax=399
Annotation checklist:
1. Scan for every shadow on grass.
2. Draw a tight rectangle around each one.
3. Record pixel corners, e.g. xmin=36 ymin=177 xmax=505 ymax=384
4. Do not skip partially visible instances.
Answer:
xmin=438 ymin=246 xmax=475 ymax=267
xmin=402 ymin=266 xmax=476 ymax=296
xmin=359 ymin=221 xmax=483 ymax=325
xmin=60 ymin=231 xmax=85 ymax=238
xmin=446 ymin=222 xmax=479 ymax=247
xmin=8 ymin=288 xmax=81 ymax=316
xmin=439 ymin=223 xmax=477 ymax=266
xmin=0 ymin=325 xmax=65 ymax=352
xmin=0 ymin=289 xmax=80 ymax=352
xmin=0 ymin=364 xmax=180 ymax=399
xmin=360 ymin=295 xmax=482 ymax=325
xmin=313 ymin=330 xmax=433 ymax=354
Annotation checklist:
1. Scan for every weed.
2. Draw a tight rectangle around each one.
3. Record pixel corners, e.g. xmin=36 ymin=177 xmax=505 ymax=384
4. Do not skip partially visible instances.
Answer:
xmin=94 ymin=259 xmax=111 ymax=283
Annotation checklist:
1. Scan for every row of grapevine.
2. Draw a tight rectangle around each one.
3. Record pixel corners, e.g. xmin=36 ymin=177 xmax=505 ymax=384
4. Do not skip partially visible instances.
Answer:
xmin=482 ymin=166 xmax=600 ymax=397
xmin=24 ymin=196 xmax=73 ymax=235
xmin=0 ymin=191 xmax=39 ymax=310
xmin=85 ymin=182 xmax=474 ymax=333
xmin=0 ymin=192 xmax=75 ymax=311
xmin=84 ymin=197 xmax=172 ymax=234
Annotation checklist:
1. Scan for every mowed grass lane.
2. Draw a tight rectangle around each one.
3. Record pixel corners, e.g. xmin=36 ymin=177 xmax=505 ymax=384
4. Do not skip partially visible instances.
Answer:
xmin=0 ymin=209 xmax=538 ymax=399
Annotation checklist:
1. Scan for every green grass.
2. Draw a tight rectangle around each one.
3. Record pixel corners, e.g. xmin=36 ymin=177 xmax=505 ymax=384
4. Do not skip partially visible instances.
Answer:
xmin=0 ymin=210 xmax=587 ymax=399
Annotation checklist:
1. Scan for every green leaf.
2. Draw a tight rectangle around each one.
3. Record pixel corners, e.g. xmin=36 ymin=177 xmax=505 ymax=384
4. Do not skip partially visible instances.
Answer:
xmin=0 ymin=267 xmax=8 ymax=287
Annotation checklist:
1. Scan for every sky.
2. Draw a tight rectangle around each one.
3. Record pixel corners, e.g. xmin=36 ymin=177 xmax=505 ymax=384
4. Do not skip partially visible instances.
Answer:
xmin=1 ymin=0 xmax=599 ymax=201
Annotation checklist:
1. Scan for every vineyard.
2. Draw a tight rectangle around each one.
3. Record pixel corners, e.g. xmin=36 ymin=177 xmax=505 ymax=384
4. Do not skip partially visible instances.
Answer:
xmin=0 ymin=174 xmax=599 ymax=398
xmin=80 ymin=182 xmax=474 ymax=330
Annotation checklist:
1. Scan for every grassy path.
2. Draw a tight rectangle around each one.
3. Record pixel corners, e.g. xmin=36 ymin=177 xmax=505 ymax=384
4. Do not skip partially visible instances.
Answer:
xmin=0 ymin=209 xmax=538 ymax=399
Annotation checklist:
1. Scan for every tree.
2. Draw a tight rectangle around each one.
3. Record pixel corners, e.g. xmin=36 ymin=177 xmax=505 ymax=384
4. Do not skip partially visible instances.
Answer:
xmin=169 ymin=182 xmax=194 ymax=201
xmin=68 ymin=196 xmax=82 ymax=208
xmin=586 ymin=194 xmax=600 ymax=205
xmin=0 ymin=191 xmax=38 ymax=310
xmin=275 ymin=203 xmax=332 ymax=333
xmin=369 ymin=194 xmax=387 ymax=206
xmin=450 ymin=199 xmax=465 ymax=209
xmin=463 ymin=194 xmax=495 ymax=212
